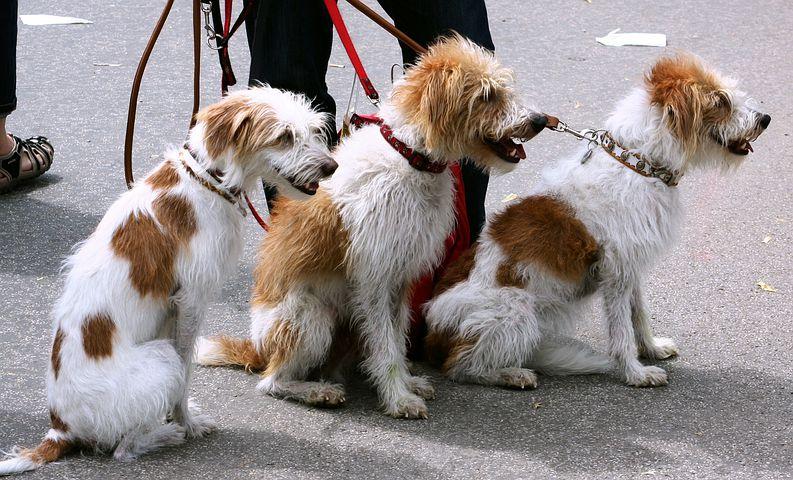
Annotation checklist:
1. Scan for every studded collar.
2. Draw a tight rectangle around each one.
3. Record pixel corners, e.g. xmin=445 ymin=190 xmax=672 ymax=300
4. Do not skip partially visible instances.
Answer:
xmin=596 ymin=132 xmax=682 ymax=187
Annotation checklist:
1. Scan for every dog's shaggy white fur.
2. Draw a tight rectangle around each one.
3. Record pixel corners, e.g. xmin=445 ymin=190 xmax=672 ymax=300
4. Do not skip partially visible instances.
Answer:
xmin=424 ymin=54 xmax=770 ymax=389
xmin=195 ymin=36 xmax=546 ymax=418
xmin=0 ymin=87 xmax=335 ymax=475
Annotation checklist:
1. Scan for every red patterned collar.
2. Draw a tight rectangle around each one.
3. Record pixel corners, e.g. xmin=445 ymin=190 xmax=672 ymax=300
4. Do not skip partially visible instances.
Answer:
xmin=348 ymin=113 xmax=447 ymax=174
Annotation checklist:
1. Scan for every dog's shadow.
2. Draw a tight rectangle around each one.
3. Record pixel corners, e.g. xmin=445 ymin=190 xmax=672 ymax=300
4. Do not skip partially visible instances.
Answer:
xmin=6 ymin=362 xmax=790 ymax=478
xmin=360 ymin=362 xmax=792 ymax=476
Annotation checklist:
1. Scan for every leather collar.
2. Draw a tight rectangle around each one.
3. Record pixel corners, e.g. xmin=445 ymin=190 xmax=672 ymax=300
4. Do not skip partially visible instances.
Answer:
xmin=348 ymin=113 xmax=447 ymax=174
xmin=599 ymin=132 xmax=682 ymax=187
xmin=180 ymin=146 xmax=246 ymax=215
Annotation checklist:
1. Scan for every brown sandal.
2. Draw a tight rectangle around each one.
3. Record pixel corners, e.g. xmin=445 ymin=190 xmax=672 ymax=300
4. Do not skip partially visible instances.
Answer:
xmin=0 ymin=135 xmax=55 ymax=193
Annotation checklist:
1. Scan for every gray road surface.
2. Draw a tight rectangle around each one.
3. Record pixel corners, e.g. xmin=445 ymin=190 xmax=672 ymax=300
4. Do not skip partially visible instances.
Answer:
xmin=1 ymin=1 xmax=791 ymax=478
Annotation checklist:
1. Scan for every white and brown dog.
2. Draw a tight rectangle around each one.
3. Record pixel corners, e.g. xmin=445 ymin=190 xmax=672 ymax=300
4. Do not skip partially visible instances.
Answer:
xmin=0 ymin=87 xmax=336 ymax=475
xmin=195 ymin=36 xmax=547 ymax=419
xmin=424 ymin=54 xmax=770 ymax=389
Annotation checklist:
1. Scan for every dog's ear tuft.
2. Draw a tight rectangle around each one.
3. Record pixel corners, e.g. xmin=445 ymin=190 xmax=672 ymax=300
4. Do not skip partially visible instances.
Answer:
xmin=196 ymin=91 xmax=283 ymax=159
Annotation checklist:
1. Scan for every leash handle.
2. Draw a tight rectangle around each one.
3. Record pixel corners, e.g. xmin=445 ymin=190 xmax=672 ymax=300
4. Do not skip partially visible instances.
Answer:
xmin=324 ymin=0 xmax=380 ymax=104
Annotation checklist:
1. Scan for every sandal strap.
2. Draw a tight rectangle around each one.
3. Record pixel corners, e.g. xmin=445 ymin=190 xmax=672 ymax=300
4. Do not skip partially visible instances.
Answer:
xmin=17 ymin=135 xmax=54 ymax=176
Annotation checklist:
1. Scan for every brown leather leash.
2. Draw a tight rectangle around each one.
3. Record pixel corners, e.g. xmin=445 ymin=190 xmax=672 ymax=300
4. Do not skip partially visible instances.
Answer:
xmin=123 ymin=0 xmax=252 ymax=189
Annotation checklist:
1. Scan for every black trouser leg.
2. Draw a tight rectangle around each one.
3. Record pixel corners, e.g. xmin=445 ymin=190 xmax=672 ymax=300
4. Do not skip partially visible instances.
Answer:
xmin=246 ymin=0 xmax=336 ymax=208
xmin=0 ymin=0 xmax=18 ymax=117
xmin=376 ymin=0 xmax=494 ymax=243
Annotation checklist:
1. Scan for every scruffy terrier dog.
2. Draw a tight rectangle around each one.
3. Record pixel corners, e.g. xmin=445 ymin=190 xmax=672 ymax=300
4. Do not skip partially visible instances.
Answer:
xmin=196 ymin=36 xmax=547 ymax=419
xmin=424 ymin=54 xmax=770 ymax=389
xmin=0 ymin=87 xmax=336 ymax=475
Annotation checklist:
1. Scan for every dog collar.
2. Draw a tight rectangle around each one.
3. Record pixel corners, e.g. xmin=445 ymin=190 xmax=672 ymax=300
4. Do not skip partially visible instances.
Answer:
xmin=348 ymin=113 xmax=447 ymax=174
xmin=179 ymin=147 xmax=246 ymax=216
xmin=598 ymin=132 xmax=682 ymax=187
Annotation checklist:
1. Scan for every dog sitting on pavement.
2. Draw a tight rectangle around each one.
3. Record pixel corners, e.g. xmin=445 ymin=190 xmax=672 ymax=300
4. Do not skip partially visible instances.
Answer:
xmin=424 ymin=53 xmax=770 ymax=389
xmin=0 ymin=86 xmax=336 ymax=475
xmin=195 ymin=35 xmax=548 ymax=419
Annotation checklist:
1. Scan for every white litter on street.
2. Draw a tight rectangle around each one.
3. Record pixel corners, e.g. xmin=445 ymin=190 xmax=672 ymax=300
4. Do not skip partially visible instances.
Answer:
xmin=596 ymin=28 xmax=666 ymax=47
xmin=19 ymin=14 xmax=93 ymax=26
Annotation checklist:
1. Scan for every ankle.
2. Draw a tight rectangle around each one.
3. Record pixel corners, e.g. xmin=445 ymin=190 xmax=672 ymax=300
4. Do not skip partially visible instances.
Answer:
xmin=0 ymin=134 xmax=14 ymax=158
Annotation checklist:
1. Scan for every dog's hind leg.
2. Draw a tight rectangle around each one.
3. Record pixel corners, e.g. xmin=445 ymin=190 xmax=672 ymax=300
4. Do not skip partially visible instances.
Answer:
xmin=443 ymin=288 xmax=543 ymax=390
xmin=113 ymin=423 xmax=186 ymax=462
xmin=630 ymin=287 xmax=679 ymax=360
xmin=254 ymin=292 xmax=346 ymax=408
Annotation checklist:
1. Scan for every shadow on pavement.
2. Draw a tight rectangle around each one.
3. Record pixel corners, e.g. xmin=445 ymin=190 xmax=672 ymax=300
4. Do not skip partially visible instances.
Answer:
xmin=0 ymin=194 xmax=101 ymax=277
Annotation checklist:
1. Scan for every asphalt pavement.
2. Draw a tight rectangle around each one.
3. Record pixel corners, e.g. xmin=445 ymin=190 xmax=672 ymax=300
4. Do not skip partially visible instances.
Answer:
xmin=0 ymin=1 xmax=791 ymax=478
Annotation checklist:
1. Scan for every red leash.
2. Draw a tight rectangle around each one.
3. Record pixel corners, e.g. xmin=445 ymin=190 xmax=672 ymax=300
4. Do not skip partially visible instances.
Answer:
xmin=323 ymin=0 xmax=379 ymax=104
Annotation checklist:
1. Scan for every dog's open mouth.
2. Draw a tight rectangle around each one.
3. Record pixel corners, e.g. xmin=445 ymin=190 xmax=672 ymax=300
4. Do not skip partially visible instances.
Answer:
xmin=486 ymin=137 xmax=526 ymax=164
xmin=727 ymin=138 xmax=753 ymax=156
xmin=293 ymin=180 xmax=320 ymax=195
xmin=714 ymin=133 xmax=755 ymax=156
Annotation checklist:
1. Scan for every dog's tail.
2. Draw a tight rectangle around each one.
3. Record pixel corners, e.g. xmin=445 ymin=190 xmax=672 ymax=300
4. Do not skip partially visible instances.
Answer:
xmin=195 ymin=335 xmax=267 ymax=373
xmin=0 ymin=435 xmax=73 ymax=476
xmin=529 ymin=336 xmax=614 ymax=376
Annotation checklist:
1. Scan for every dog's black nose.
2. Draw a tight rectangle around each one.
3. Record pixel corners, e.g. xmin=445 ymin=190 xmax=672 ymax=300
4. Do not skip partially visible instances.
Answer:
xmin=321 ymin=159 xmax=338 ymax=176
xmin=759 ymin=113 xmax=771 ymax=129
xmin=530 ymin=114 xmax=548 ymax=133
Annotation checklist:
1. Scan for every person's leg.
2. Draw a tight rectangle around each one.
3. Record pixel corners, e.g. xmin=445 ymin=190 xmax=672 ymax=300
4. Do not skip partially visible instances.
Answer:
xmin=0 ymin=0 xmax=18 ymax=156
xmin=376 ymin=0 xmax=494 ymax=242
xmin=247 ymin=0 xmax=336 ymax=207
xmin=0 ymin=0 xmax=54 ymax=193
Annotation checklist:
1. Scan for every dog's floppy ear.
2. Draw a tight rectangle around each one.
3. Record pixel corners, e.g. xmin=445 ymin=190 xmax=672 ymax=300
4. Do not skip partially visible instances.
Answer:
xmin=196 ymin=91 xmax=285 ymax=159
xmin=646 ymin=54 xmax=722 ymax=156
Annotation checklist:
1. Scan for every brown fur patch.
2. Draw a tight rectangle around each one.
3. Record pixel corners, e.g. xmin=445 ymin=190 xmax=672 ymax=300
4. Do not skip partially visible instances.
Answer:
xmin=490 ymin=196 xmax=600 ymax=283
xmin=145 ymin=160 xmax=180 ymax=190
xmin=50 ymin=328 xmax=64 ymax=380
xmin=81 ymin=313 xmax=115 ymax=359
xmin=433 ymin=245 xmax=478 ymax=296
xmin=425 ymin=327 xmax=478 ymax=374
xmin=496 ymin=262 xmax=525 ymax=288
xmin=152 ymin=194 xmax=197 ymax=243
xmin=251 ymin=189 xmax=349 ymax=308
xmin=442 ymin=335 xmax=478 ymax=374
xmin=210 ymin=336 xmax=267 ymax=373
xmin=49 ymin=410 xmax=69 ymax=433
xmin=261 ymin=319 xmax=301 ymax=378
xmin=110 ymin=194 xmax=196 ymax=299
xmin=196 ymin=92 xmax=286 ymax=160
xmin=645 ymin=54 xmax=731 ymax=154
xmin=24 ymin=439 xmax=72 ymax=464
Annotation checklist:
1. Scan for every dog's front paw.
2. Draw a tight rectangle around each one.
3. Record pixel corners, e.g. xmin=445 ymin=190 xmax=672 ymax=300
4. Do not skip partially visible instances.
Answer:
xmin=304 ymin=383 xmax=346 ymax=408
xmin=183 ymin=400 xmax=217 ymax=438
xmin=640 ymin=337 xmax=679 ymax=360
xmin=625 ymin=365 xmax=668 ymax=387
xmin=499 ymin=367 xmax=538 ymax=390
xmin=408 ymin=376 xmax=435 ymax=400
xmin=386 ymin=394 xmax=428 ymax=419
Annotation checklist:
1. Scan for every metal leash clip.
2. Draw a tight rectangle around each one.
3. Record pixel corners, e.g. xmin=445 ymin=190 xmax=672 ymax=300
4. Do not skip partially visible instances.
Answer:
xmin=200 ymin=0 xmax=224 ymax=50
